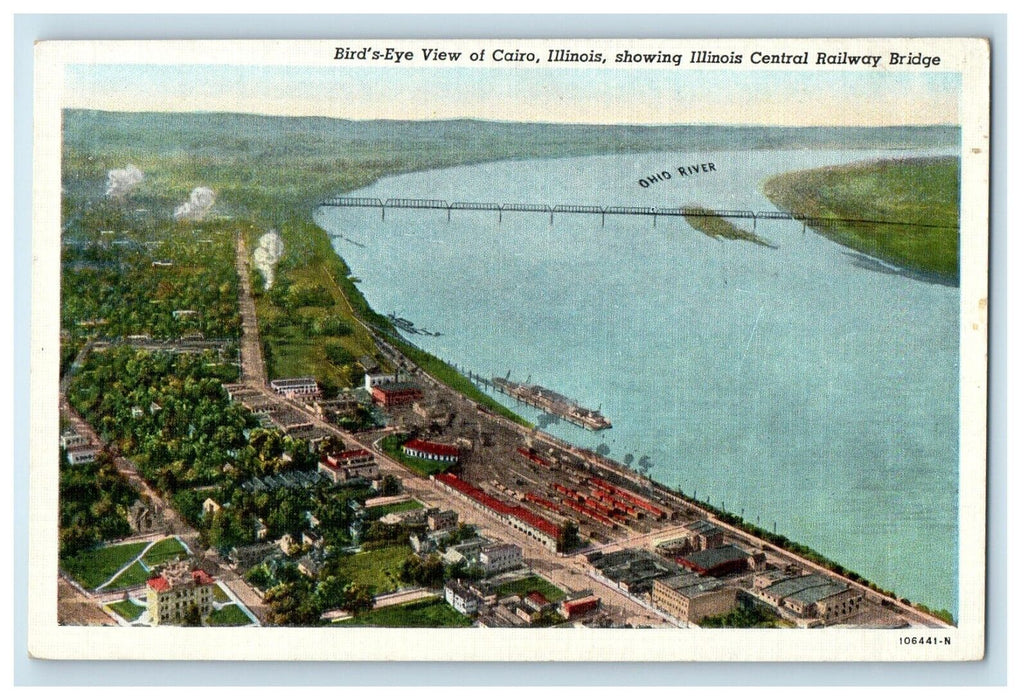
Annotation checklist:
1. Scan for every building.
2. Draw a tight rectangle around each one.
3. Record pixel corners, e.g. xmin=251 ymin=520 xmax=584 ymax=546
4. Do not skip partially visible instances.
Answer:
xmin=560 ymin=595 xmax=600 ymax=620
xmin=675 ymin=544 xmax=753 ymax=578
xmin=370 ymin=382 xmax=423 ymax=407
xmin=270 ymin=377 xmax=321 ymax=399
xmin=651 ymin=573 xmax=739 ymax=624
xmin=444 ymin=581 xmax=482 ymax=616
xmin=682 ymin=520 xmax=725 ymax=551
xmin=227 ymin=542 xmax=278 ymax=571
xmin=479 ymin=542 xmax=523 ymax=576
xmin=146 ymin=561 xmax=216 ymax=625
xmin=59 ymin=431 xmax=88 ymax=450
xmin=587 ymin=548 xmax=683 ymax=594
xmin=402 ymin=439 xmax=460 ymax=464
xmin=426 ymin=509 xmax=459 ymax=532
xmin=65 ymin=445 xmax=99 ymax=465
xmin=318 ymin=449 xmax=379 ymax=483
xmin=201 ymin=498 xmax=222 ymax=516
xmin=364 ymin=372 xmax=396 ymax=391
xmin=754 ymin=573 xmax=865 ymax=624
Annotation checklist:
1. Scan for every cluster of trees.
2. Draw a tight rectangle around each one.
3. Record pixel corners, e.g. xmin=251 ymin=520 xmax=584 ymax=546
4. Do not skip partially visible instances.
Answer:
xmin=699 ymin=602 xmax=780 ymax=629
xmin=61 ymin=210 xmax=241 ymax=345
xmin=68 ymin=347 xmax=253 ymax=490
xmin=59 ymin=449 xmax=140 ymax=559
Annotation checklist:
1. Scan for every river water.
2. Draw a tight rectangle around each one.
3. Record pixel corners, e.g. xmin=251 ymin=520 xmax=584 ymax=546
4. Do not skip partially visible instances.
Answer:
xmin=315 ymin=148 xmax=960 ymax=613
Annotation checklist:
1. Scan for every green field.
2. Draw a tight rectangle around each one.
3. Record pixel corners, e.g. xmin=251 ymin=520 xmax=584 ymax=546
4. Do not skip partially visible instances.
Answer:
xmin=365 ymin=499 xmax=424 ymax=520
xmin=492 ymin=575 xmax=566 ymax=603
xmin=104 ymin=561 xmax=152 ymax=590
xmin=682 ymin=206 xmax=773 ymax=247
xmin=332 ymin=545 xmax=411 ymax=595
xmin=141 ymin=537 xmax=188 ymax=566
xmin=334 ymin=597 xmax=473 ymax=628
xmin=212 ymin=585 xmax=231 ymax=604
xmin=208 ymin=604 xmax=253 ymax=626
xmin=106 ymin=598 xmax=147 ymax=623
xmin=60 ymin=541 xmax=149 ymax=590
xmin=763 ymin=156 xmax=959 ymax=283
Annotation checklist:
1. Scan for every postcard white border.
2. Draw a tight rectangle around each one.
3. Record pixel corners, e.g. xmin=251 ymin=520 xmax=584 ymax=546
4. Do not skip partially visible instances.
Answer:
xmin=28 ymin=37 xmax=990 ymax=662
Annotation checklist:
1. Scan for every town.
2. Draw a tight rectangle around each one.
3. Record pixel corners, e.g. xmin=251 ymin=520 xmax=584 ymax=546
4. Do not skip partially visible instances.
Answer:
xmin=57 ymin=220 xmax=951 ymax=632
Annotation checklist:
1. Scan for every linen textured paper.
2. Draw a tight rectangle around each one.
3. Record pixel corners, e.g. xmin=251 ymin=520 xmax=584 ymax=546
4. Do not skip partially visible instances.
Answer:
xmin=30 ymin=38 xmax=988 ymax=661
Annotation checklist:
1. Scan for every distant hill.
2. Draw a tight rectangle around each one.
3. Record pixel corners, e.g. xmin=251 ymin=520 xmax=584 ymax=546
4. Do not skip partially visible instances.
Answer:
xmin=65 ymin=109 xmax=960 ymax=161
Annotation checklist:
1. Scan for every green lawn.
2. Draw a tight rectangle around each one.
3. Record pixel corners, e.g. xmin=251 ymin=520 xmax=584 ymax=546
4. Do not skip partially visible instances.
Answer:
xmin=141 ymin=537 xmax=188 ymax=566
xmin=103 ymin=560 xmax=152 ymax=590
xmin=208 ymin=604 xmax=253 ymax=626
xmin=212 ymin=584 xmax=231 ymax=604
xmin=60 ymin=541 xmax=149 ymax=590
xmin=365 ymin=499 xmax=423 ymax=520
xmin=492 ymin=575 xmax=566 ymax=603
xmin=107 ymin=598 xmax=147 ymax=623
xmin=333 ymin=545 xmax=411 ymax=595
xmin=334 ymin=597 xmax=473 ymax=628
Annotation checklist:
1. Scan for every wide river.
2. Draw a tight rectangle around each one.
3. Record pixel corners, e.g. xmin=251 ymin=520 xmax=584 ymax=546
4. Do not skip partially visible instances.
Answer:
xmin=315 ymin=148 xmax=959 ymax=614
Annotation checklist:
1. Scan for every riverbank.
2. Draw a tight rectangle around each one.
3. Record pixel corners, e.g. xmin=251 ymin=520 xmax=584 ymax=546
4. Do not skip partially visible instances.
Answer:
xmin=762 ymin=156 xmax=959 ymax=285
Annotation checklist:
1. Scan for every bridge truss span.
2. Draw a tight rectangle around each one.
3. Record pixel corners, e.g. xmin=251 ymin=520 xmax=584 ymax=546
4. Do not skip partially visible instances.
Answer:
xmin=318 ymin=196 xmax=955 ymax=233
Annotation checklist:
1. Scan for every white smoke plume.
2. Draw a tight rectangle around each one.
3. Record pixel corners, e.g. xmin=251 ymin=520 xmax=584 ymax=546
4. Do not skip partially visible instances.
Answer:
xmin=105 ymin=164 xmax=144 ymax=199
xmin=173 ymin=187 xmax=216 ymax=221
xmin=253 ymin=230 xmax=285 ymax=290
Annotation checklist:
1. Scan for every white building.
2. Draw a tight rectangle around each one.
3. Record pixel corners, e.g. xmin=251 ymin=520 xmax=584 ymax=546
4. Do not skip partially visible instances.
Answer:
xmin=65 ymin=445 xmax=99 ymax=465
xmin=479 ymin=542 xmax=523 ymax=576
xmin=270 ymin=377 xmax=321 ymax=399
xmin=60 ymin=431 xmax=88 ymax=450
xmin=444 ymin=581 xmax=481 ymax=616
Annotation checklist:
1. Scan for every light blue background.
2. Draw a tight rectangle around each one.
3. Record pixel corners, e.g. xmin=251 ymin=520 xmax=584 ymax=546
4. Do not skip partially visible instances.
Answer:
xmin=13 ymin=12 xmax=1007 ymax=687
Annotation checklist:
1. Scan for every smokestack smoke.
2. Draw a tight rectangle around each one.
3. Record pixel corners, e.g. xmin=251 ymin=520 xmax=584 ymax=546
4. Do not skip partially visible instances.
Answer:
xmin=253 ymin=230 xmax=285 ymax=290
xmin=174 ymin=187 xmax=216 ymax=221
xmin=105 ymin=165 xmax=144 ymax=199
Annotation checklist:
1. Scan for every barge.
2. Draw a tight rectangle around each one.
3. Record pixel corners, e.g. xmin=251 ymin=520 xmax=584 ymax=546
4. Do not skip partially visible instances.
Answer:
xmin=492 ymin=377 xmax=612 ymax=430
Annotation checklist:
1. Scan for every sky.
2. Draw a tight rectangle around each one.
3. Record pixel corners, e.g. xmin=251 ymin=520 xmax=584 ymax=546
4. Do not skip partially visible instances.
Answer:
xmin=63 ymin=63 xmax=961 ymax=127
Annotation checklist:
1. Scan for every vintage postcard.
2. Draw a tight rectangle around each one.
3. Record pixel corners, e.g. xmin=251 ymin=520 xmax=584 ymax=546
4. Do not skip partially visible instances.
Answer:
xmin=29 ymin=38 xmax=989 ymax=661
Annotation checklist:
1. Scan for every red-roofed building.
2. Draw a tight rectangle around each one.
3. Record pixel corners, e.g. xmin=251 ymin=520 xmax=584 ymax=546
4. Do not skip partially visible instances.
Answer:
xmin=560 ymin=595 xmax=600 ymax=620
xmin=433 ymin=473 xmax=564 ymax=552
xmin=402 ymin=439 xmax=460 ymax=464
xmin=146 ymin=560 xmax=216 ymax=625
xmin=319 ymin=448 xmax=379 ymax=483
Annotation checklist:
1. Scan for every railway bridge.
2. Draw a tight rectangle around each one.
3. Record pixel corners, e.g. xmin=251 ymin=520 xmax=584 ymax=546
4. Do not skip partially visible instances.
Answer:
xmin=319 ymin=196 xmax=957 ymax=233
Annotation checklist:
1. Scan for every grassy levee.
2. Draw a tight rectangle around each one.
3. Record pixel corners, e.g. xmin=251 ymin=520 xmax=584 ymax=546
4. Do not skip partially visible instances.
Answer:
xmin=682 ymin=206 xmax=773 ymax=246
xmin=762 ymin=156 xmax=959 ymax=284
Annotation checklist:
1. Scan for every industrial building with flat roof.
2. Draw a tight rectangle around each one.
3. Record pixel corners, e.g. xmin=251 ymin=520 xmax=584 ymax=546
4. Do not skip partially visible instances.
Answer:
xmin=651 ymin=573 xmax=739 ymax=624
xmin=754 ymin=573 xmax=864 ymax=624
xmin=371 ymin=382 xmax=424 ymax=407
xmin=676 ymin=544 xmax=756 ymax=577
xmin=586 ymin=548 xmax=683 ymax=594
